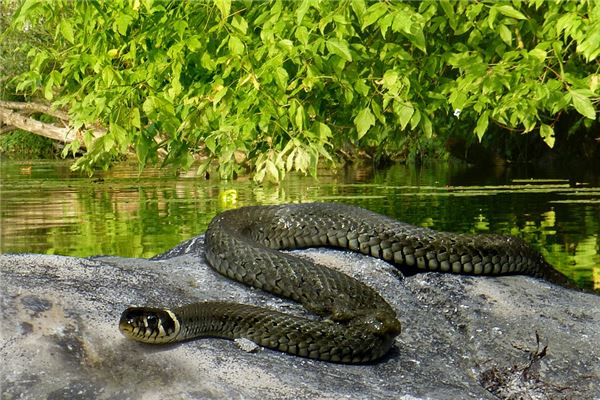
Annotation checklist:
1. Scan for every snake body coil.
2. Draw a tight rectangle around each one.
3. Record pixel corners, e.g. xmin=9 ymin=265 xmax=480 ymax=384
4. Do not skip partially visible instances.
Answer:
xmin=120 ymin=203 xmax=572 ymax=363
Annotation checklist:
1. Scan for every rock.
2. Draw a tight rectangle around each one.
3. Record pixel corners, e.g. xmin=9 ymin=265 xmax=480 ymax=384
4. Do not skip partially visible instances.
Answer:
xmin=1 ymin=235 xmax=599 ymax=399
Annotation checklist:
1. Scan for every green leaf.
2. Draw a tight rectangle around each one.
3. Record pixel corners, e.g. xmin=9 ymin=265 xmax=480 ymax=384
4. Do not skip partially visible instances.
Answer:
xmin=60 ymin=20 xmax=75 ymax=43
xmin=382 ymin=69 xmax=399 ymax=91
xmin=421 ymin=114 xmax=432 ymax=138
xmin=110 ymin=123 xmax=128 ymax=149
xmin=540 ymin=124 xmax=555 ymax=148
xmin=201 ymin=52 xmax=216 ymax=71
xmin=296 ymin=0 xmax=314 ymax=24
xmin=354 ymin=79 xmax=370 ymax=96
xmin=186 ymin=35 xmax=202 ymax=51
xmin=351 ymin=0 xmax=366 ymax=23
xmin=142 ymin=97 xmax=156 ymax=116
xmin=114 ymin=14 xmax=133 ymax=36
xmin=316 ymin=122 xmax=332 ymax=140
xmin=285 ymin=148 xmax=296 ymax=171
xmin=410 ymin=109 xmax=421 ymax=130
xmin=496 ymin=5 xmax=527 ymax=20
xmin=326 ymin=38 xmax=352 ymax=62
xmin=43 ymin=75 xmax=54 ymax=100
xmin=196 ymin=159 xmax=212 ymax=177
xmin=576 ymin=29 xmax=600 ymax=62
xmin=265 ymin=159 xmax=280 ymax=182
xmin=439 ymin=0 xmax=456 ymax=31
xmin=212 ymin=85 xmax=228 ymax=106
xmin=278 ymin=39 xmax=294 ymax=54
xmin=498 ymin=24 xmax=511 ymax=45
xmin=392 ymin=14 xmax=411 ymax=34
xmin=371 ymin=100 xmax=384 ymax=123
xmin=231 ymin=15 xmax=248 ymax=34
xmin=378 ymin=13 xmax=394 ymax=39
xmin=475 ymin=111 xmax=489 ymax=141
xmin=294 ymin=147 xmax=310 ymax=172
xmin=214 ymin=0 xmax=231 ymax=20
xmin=362 ymin=2 xmax=388 ymax=30
xmin=102 ymin=66 xmax=115 ymax=86
xmin=354 ymin=106 xmax=375 ymax=139
xmin=130 ymin=108 xmax=141 ymax=129
xmin=529 ymin=48 xmax=546 ymax=62
xmin=294 ymin=103 xmax=304 ymax=131
xmin=395 ymin=102 xmax=414 ymax=130
xmin=102 ymin=134 xmax=115 ymax=152
xmin=569 ymin=89 xmax=596 ymax=119
xmin=228 ymin=35 xmax=245 ymax=55
xmin=295 ymin=26 xmax=309 ymax=46
xmin=466 ymin=3 xmax=484 ymax=20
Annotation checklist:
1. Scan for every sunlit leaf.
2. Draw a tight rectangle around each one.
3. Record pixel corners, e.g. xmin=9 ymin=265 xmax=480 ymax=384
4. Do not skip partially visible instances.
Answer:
xmin=228 ymin=35 xmax=245 ymax=55
xmin=43 ymin=75 xmax=54 ymax=100
xmin=316 ymin=122 xmax=332 ymax=140
xmin=295 ymin=26 xmax=309 ymax=45
xmin=496 ymin=5 xmax=527 ymax=20
xmin=498 ymin=25 xmax=511 ymax=45
xmin=212 ymin=85 xmax=228 ymax=106
xmin=326 ymin=38 xmax=352 ymax=62
xmin=475 ymin=111 xmax=489 ymax=141
xmin=362 ymin=2 xmax=388 ymax=30
xmin=60 ymin=20 xmax=75 ymax=43
xmin=114 ymin=14 xmax=133 ymax=36
xmin=351 ymin=0 xmax=366 ymax=23
xmin=570 ymin=89 xmax=596 ymax=119
xmin=214 ymin=0 xmax=231 ymax=20
xmin=294 ymin=103 xmax=304 ymax=131
xmin=274 ymin=67 xmax=289 ymax=90
xmin=395 ymin=102 xmax=414 ymax=130
xmin=540 ymin=123 xmax=555 ymax=148
xmin=265 ymin=159 xmax=280 ymax=182
xmin=232 ymin=15 xmax=248 ymax=34
xmin=529 ymin=48 xmax=546 ymax=62
xmin=354 ymin=107 xmax=375 ymax=139
xmin=130 ymin=108 xmax=141 ymax=129
xmin=422 ymin=114 xmax=432 ymax=138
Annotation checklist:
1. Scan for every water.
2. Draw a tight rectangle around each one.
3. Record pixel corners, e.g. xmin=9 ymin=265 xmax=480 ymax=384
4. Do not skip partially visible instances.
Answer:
xmin=1 ymin=160 xmax=598 ymax=289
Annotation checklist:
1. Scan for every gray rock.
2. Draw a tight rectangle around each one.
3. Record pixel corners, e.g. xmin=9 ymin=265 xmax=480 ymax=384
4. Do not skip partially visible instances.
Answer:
xmin=1 ymin=236 xmax=599 ymax=399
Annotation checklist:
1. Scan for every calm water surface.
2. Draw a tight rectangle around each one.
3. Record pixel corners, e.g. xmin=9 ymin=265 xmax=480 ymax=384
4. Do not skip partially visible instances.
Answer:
xmin=1 ymin=160 xmax=598 ymax=289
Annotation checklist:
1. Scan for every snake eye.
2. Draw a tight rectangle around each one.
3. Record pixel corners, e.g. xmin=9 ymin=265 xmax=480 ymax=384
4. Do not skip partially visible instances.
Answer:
xmin=121 ymin=308 xmax=148 ymax=327
xmin=145 ymin=314 xmax=158 ymax=328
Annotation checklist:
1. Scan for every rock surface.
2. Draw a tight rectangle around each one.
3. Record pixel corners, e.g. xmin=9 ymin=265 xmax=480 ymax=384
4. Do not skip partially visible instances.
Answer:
xmin=1 ymin=236 xmax=599 ymax=399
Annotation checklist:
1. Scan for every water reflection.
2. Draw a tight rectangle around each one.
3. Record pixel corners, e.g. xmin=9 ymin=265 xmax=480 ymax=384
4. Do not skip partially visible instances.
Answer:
xmin=0 ymin=160 xmax=598 ymax=290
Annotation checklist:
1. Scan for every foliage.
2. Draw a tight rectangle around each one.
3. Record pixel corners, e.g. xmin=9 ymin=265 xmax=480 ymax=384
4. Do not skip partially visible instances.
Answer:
xmin=8 ymin=0 xmax=600 ymax=181
xmin=0 ymin=129 xmax=58 ymax=158
xmin=1 ymin=0 xmax=48 ymax=97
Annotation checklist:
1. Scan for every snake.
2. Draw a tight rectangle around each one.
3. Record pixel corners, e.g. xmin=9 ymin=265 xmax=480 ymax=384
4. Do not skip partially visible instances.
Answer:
xmin=119 ymin=202 xmax=575 ymax=363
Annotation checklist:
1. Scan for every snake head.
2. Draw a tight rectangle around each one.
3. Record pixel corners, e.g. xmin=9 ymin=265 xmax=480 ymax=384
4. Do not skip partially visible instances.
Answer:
xmin=119 ymin=307 xmax=181 ymax=344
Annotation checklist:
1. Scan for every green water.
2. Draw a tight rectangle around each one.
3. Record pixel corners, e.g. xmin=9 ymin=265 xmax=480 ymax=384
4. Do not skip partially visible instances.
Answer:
xmin=1 ymin=160 xmax=598 ymax=290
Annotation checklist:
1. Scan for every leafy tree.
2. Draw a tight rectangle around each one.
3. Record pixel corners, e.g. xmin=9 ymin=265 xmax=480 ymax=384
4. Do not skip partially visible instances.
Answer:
xmin=7 ymin=0 xmax=600 ymax=181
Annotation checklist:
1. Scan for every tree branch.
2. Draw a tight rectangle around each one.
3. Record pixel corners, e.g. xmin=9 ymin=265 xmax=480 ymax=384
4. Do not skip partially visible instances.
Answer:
xmin=0 ymin=101 xmax=166 ymax=157
xmin=0 ymin=105 xmax=78 ymax=142
xmin=0 ymin=100 xmax=70 ymax=121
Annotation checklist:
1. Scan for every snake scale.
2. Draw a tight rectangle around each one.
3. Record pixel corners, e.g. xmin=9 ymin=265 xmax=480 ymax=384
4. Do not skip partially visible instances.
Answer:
xmin=119 ymin=202 xmax=575 ymax=363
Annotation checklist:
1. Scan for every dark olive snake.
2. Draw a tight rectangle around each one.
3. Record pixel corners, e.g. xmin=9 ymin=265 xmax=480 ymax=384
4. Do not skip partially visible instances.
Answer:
xmin=119 ymin=202 xmax=576 ymax=363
